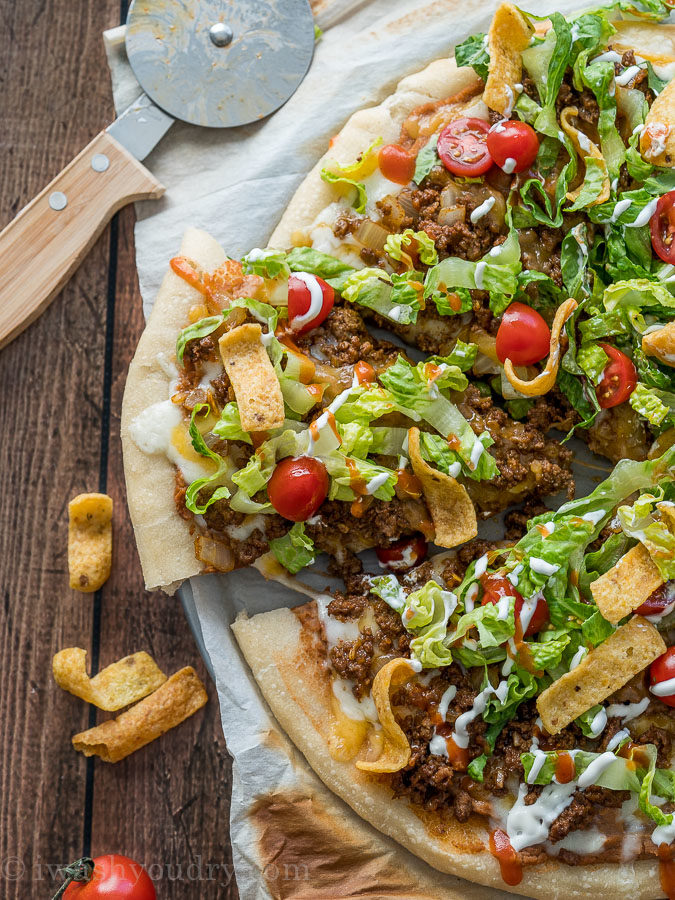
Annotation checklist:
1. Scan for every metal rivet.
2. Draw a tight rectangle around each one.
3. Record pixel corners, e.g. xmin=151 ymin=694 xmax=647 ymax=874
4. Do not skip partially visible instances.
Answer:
xmin=49 ymin=191 xmax=67 ymax=211
xmin=209 ymin=22 xmax=233 ymax=47
xmin=91 ymin=153 xmax=110 ymax=172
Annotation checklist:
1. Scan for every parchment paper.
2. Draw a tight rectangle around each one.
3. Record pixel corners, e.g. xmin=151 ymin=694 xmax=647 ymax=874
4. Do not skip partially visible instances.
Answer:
xmin=104 ymin=1 xmax=593 ymax=895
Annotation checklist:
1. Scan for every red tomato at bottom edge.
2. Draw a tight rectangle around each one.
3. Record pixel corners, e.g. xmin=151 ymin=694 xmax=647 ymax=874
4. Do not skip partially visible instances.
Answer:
xmin=63 ymin=855 xmax=156 ymax=899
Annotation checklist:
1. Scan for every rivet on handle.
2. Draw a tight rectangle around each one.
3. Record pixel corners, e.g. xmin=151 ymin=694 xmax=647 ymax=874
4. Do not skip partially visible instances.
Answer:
xmin=49 ymin=191 xmax=68 ymax=211
xmin=91 ymin=154 xmax=110 ymax=172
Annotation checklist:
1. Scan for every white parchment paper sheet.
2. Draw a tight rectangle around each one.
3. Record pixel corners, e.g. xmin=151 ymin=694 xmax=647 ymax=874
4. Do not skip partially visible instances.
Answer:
xmin=103 ymin=0 xmax=590 ymax=895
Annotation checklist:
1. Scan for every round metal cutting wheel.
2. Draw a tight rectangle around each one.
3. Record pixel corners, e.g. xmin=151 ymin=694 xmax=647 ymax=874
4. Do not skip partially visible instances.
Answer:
xmin=125 ymin=0 xmax=315 ymax=128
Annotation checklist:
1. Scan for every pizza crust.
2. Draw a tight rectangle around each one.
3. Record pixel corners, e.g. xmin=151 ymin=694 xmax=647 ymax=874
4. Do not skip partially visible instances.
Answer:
xmin=269 ymin=58 xmax=483 ymax=248
xmin=121 ymin=227 xmax=226 ymax=593
xmin=232 ymin=604 xmax=662 ymax=900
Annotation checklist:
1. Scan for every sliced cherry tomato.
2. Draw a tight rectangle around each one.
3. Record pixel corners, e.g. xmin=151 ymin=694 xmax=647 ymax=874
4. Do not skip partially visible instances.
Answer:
xmin=636 ymin=582 xmax=675 ymax=617
xmin=267 ymin=456 xmax=329 ymax=522
xmin=480 ymin=574 xmax=549 ymax=637
xmin=595 ymin=343 xmax=638 ymax=409
xmin=486 ymin=120 xmax=539 ymax=174
xmin=437 ymin=118 xmax=493 ymax=177
xmin=650 ymin=189 xmax=675 ymax=265
xmin=287 ymin=273 xmax=334 ymax=335
xmin=379 ymin=143 xmax=416 ymax=184
xmin=495 ymin=302 xmax=551 ymax=366
xmin=376 ymin=534 xmax=428 ymax=571
xmin=649 ymin=646 xmax=675 ymax=708
xmin=61 ymin=855 xmax=156 ymax=899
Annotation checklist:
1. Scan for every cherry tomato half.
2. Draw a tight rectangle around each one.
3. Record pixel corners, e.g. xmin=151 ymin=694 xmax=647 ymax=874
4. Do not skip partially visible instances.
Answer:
xmin=287 ymin=273 xmax=334 ymax=335
xmin=595 ymin=343 xmax=638 ymax=409
xmin=649 ymin=646 xmax=675 ymax=708
xmin=495 ymin=302 xmax=551 ymax=366
xmin=437 ymin=118 xmax=493 ymax=177
xmin=650 ymin=189 xmax=675 ymax=265
xmin=62 ymin=855 xmax=156 ymax=900
xmin=268 ymin=456 xmax=329 ymax=522
xmin=376 ymin=534 xmax=428 ymax=572
xmin=486 ymin=120 xmax=540 ymax=174
xmin=636 ymin=582 xmax=675 ymax=617
xmin=480 ymin=574 xmax=549 ymax=638
xmin=379 ymin=143 xmax=416 ymax=185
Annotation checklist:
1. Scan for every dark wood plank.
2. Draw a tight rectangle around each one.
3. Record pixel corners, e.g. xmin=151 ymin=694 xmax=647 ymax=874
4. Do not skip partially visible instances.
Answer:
xmin=0 ymin=0 xmax=120 ymax=894
xmin=90 ymin=205 xmax=237 ymax=897
xmin=0 ymin=1 xmax=237 ymax=896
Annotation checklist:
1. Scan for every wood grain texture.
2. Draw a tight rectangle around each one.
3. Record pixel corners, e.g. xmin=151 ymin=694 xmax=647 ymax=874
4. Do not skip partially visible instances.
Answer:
xmin=0 ymin=2 xmax=237 ymax=897
xmin=0 ymin=131 xmax=165 ymax=349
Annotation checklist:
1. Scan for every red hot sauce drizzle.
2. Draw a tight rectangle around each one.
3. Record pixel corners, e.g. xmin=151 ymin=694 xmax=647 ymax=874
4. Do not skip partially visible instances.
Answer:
xmin=489 ymin=829 xmax=523 ymax=886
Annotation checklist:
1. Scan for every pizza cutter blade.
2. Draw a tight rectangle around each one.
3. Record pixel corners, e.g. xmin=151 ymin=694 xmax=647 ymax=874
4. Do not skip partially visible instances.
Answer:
xmin=125 ymin=0 xmax=315 ymax=128
xmin=0 ymin=0 xmax=315 ymax=349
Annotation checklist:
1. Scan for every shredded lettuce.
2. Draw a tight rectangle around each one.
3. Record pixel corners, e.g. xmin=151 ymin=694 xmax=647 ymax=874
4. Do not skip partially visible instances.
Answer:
xmin=285 ymin=246 xmax=356 ymax=293
xmin=184 ymin=404 xmax=232 ymax=514
xmin=618 ymin=490 xmax=675 ymax=580
xmin=630 ymin=382 xmax=675 ymax=427
xmin=240 ymin=248 xmax=290 ymax=279
xmin=384 ymin=229 xmax=438 ymax=266
xmin=269 ymin=523 xmax=316 ymax=574
xmin=176 ymin=315 xmax=224 ymax=364
xmin=413 ymin=134 xmax=440 ymax=185
xmin=454 ymin=33 xmax=489 ymax=81
xmin=320 ymin=138 xmax=383 ymax=214
xmin=341 ymin=268 xmax=422 ymax=324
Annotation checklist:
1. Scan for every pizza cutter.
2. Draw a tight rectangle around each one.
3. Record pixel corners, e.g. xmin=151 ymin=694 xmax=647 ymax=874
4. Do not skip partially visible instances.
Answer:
xmin=0 ymin=0 xmax=315 ymax=349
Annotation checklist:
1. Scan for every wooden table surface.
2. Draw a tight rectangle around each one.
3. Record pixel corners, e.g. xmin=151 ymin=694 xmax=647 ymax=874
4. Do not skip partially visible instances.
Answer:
xmin=0 ymin=2 xmax=238 ymax=897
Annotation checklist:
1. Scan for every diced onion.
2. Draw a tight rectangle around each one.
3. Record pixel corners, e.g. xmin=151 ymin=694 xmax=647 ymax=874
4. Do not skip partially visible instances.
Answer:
xmin=438 ymin=205 xmax=466 ymax=226
xmin=194 ymin=535 xmax=235 ymax=572
xmin=355 ymin=219 xmax=390 ymax=250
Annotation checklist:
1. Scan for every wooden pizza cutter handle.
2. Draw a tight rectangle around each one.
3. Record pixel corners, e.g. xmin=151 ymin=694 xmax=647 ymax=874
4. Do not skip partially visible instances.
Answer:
xmin=0 ymin=130 xmax=164 ymax=350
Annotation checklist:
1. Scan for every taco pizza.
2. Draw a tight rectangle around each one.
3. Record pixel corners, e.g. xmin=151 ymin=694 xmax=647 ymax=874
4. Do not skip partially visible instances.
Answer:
xmin=121 ymin=0 xmax=675 ymax=893
xmin=234 ymin=450 xmax=675 ymax=898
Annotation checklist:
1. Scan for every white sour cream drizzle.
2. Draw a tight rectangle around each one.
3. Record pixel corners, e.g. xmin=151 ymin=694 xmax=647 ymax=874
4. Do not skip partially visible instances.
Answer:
xmin=581 ymin=508 xmax=607 ymax=525
xmin=569 ymin=646 xmax=588 ymax=670
xmin=438 ymin=684 xmax=458 ymax=721
xmin=607 ymin=728 xmax=631 ymax=752
xmin=627 ymin=197 xmax=659 ymax=228
xmin=474 ymin=260 xmax=487 ymax=289
xmin=470 ymin=196 xmax=496 ymax=224
xmin=291 ymin=272 xmax=325 ymax=329
xmin=529 ymin=557 xmax=559 ymax=576
xmin=605 ymin=697 xmax=650 ymax=721
xmin=464 ymin=582 xmax=480 ymax=613
xmin=507 ymin=782 xmax=576 ymax=851
xmin=615 ymin=65 xmax=643 ymax=86
xmin=577 ymin=752 xmax=618 ymax=788
xmin=452 ymin=681 xmax=508 ymax=749
xmin=365 ymin=472 xmax=390 ymax=495
xmin=501 ymin=157 xmax=517 ymax=175
xmin=650 ymin=676 xmax=675 ymax=698
xmin=474 ymin=554 xmax=489 ymax=577
xmin=588 ymin=707 xmax=607 ymax=738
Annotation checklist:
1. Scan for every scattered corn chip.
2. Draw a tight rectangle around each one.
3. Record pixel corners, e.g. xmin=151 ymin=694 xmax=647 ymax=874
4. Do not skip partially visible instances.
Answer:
xmin=218 ymin=324 xmax=284 ymax=433
xmin=68 ymin=493 xmax=113 ymax=593
xmin=72 ymin=666 xmax=208 ymax=763
xmin=642 ymin=321 xmax=675 ymax=367
xmin=560 ymin=107 xmax=611 ymax=206
xmin=590 ymin=544 xmax=663 ymax=625
xmin=640 ymin=78 xmax=675 ymax=167
xmin=53 ymin=648 xmax=167 ymax=711
xmin=484 ymin=3 xmax=533 ymax=116
xmin=407 ymin=427 xmax=477 ymax=549
xmin=537 ymin=617 xmax=665 ymax=734
xmin=356 ymin=658 xmax=417 ymax=773
xmin=503 ymin=299 xmax=577 ymax=397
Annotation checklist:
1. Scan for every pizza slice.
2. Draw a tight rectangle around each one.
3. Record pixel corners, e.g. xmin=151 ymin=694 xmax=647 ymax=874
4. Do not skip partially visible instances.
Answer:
xmin=233 ymin=446 xmax=675 ymax=897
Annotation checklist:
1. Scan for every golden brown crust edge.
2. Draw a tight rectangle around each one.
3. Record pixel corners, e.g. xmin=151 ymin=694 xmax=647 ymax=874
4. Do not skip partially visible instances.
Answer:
xmin=232 ymin=605 xmax=663 ymax=900
xmin=269 ymin=58 xmax=484 ymax=248
xmin=121 ymin=227 xmax=226 ymax=594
